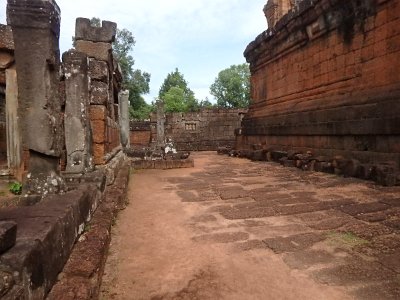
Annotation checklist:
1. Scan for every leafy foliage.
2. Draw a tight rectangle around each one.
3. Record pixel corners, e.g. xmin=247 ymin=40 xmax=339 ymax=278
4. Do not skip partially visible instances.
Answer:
xmin=198 ymin=98 xmax=215 ymax=109
xmin=210 ymin=63 xmax=251 ymax=108
xmin=8 ymin=182 xmax=22 ymax=195
xmin=159 ymin=68 xmax=199 ymax=113
xmin=111 ymin=27 xmax=153 ymax=119
xmin=163 ymin=87 xmax=187 ymax=113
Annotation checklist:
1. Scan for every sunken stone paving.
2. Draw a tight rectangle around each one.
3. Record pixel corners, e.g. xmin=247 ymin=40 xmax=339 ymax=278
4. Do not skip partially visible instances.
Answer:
xmin=176 ymin=153 xmax=400 ymax=299
xmin=102 ymin=152 xmax=400 ymax=299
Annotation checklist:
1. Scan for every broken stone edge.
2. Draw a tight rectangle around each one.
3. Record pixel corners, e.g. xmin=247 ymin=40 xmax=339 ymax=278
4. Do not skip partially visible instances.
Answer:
xmin=46 ymin=162 xmax=130 ymax=300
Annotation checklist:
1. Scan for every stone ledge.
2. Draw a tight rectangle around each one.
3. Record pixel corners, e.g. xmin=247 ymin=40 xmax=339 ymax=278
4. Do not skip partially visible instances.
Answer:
xmin=0 ymin=184 xmax=101 ymax=299
xmin=132 ymin=158 xmax=194 ymax=170
xmin=244 ymin=0 xmax=385 ymax=68
xmin=47 ymin=163 xmax=130 ymax=300
xmin=227 ymin=149 xmax=400 ymax=187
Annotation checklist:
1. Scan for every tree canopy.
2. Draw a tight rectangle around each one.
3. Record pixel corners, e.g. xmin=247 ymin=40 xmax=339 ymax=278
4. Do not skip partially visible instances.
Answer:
xmin=112 ymin=27 xmax=152 ymax=120
xmin=210 ymin=63 xmax=251 ymax=108
xmin=159 ymin=68 xmax=199 ymax=113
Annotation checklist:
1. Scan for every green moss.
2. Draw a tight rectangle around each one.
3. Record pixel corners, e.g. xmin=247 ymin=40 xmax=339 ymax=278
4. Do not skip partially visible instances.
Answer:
xmin=326 ymin=231 xmax=369 ymax=248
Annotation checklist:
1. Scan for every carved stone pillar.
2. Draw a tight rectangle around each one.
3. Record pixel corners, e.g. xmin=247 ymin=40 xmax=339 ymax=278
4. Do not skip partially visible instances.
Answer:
xmin=7 ymin=0 xmax=65 ymax=194
xmin=156 ymin=100 xmax=165 ymax=150
xmin=118 ymin=90 xmax=130 ymax=150
xmin=63 ymin=50 xmax=93 ymax=173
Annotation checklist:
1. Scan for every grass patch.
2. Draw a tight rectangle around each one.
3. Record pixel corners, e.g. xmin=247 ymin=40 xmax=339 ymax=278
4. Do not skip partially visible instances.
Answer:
xmin=326 ymin=231 xmax=368 ymax=248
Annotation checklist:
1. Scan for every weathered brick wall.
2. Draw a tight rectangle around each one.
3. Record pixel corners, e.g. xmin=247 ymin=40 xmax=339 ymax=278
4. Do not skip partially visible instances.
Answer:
xmin=242 ymin=0 xmax=400 ymax=167
xmin=151 ymin=109 xmax=246 ymax=151
xmin=130 ymin=121 xmax=152 ymax=146
xmin=75 ymin=18 xmax=121 ymax=165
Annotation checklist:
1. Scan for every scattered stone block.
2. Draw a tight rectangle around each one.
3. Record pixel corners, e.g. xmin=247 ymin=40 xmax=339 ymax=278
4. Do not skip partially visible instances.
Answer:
xmin=251 ymin=150 xmax=266 ymax=161
xmin=287 ymin=150 xmax=302 ymax=160
xmin=375 ymin=164 xmax=398 ymax=186
xmin=342 ymin=159 xmax=361 ymax=178
xmin=270 ymin=150 xmax=288 ymax=161
xmin=281 ymin=158 xmax=296 ymax=168
xmin=0 ymin=222 xmax=17 ymax=254
xmin=217 ymin=146 xmax=231 ymax=155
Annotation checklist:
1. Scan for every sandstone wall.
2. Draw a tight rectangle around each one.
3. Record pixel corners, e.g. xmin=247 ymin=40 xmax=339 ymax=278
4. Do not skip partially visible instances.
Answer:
xmin=242 ymin=0 xmax=400 ymax=168
xmin=152 ymin=109 xmax=246 ymax=151
xmin=130 ymin=121 xmax=151 ymax=146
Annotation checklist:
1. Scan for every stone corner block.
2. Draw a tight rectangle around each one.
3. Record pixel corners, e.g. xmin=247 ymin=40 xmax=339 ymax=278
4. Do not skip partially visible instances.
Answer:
xmin=0 ymin=221 xmax=17 ymax=254
xmin=75 ymin=17 xmax=117 ymax=43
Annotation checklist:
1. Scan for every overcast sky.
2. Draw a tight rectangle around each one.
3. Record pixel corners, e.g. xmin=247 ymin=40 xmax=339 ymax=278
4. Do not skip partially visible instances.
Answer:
xmin=0 ymin=0 xmax=267 ymax=102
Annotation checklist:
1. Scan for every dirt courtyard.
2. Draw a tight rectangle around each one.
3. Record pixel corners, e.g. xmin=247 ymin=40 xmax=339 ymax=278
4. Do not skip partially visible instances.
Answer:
xmin=100 ymin=152 xmax=400 ymax=300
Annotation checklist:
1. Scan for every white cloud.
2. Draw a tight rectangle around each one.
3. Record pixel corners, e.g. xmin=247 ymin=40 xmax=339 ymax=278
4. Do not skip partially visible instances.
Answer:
xmin=0 ymin=0 xmax=267 ymax=103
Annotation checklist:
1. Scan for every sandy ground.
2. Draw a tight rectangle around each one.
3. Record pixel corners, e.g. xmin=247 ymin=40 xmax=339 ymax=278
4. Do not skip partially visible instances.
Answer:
xmin=100 ymin=152 xmax=400 ymax=300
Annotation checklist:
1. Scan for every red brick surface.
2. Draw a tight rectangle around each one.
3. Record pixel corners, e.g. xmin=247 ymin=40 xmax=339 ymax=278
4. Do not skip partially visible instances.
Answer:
xmin=130 ymin=130 xmax=151 ymax=146
xmin=242 ymin=0 xmax=400 ymax=166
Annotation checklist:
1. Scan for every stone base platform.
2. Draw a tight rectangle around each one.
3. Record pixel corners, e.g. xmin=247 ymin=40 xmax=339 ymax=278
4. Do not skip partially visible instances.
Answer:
xmin=132 ymin=158 xmax=194 ymax=170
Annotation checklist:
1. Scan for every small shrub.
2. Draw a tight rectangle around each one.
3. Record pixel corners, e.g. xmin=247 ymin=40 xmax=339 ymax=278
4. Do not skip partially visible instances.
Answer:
xmin=8 ymin=182 xmax=22 ymax=195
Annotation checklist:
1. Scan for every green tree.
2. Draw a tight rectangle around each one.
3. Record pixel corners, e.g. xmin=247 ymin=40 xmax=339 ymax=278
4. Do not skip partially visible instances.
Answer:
xmin=90 ymin=17 xmax=101 ymax=27
xmin=111 ymin=27 xmax=152 ymax=119
xmin=163 ymin=87 xmax=187 ymax=113
xmin=210 ymin=63 xmax=251 ymax=108
xmin=159 ymin=68 xmax=199 ymax=112
xmin=199 ymin=97 xmax=214 ymax=109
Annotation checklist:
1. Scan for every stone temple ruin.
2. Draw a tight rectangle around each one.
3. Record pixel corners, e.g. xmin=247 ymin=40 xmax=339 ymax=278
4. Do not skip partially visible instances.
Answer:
xmin=128 ymin=100 xmax=246 ymax=169
xmin=0 ymin=0 xmax=131 ymax=298
xmin=0 ymin=0 xmax=398 ymax=298
xmin=228 ymin=0 xmax=400 ymax=186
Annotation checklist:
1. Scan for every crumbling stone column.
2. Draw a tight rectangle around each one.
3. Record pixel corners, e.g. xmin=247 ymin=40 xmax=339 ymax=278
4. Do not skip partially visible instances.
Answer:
xmin=7 ymin=0 xmax=65 ymax=194
xmin=75 ymin=17 xmax=119 ymax=165
xmin=5 ymin=66 xmax=23 ymax=181
xmin=156 ymin=100 xmax=165 ymax=150
xmin=63 ymin=50 xmax=93 ymax=173
xmin=118 ymin=90 xmax=130 ymax=150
